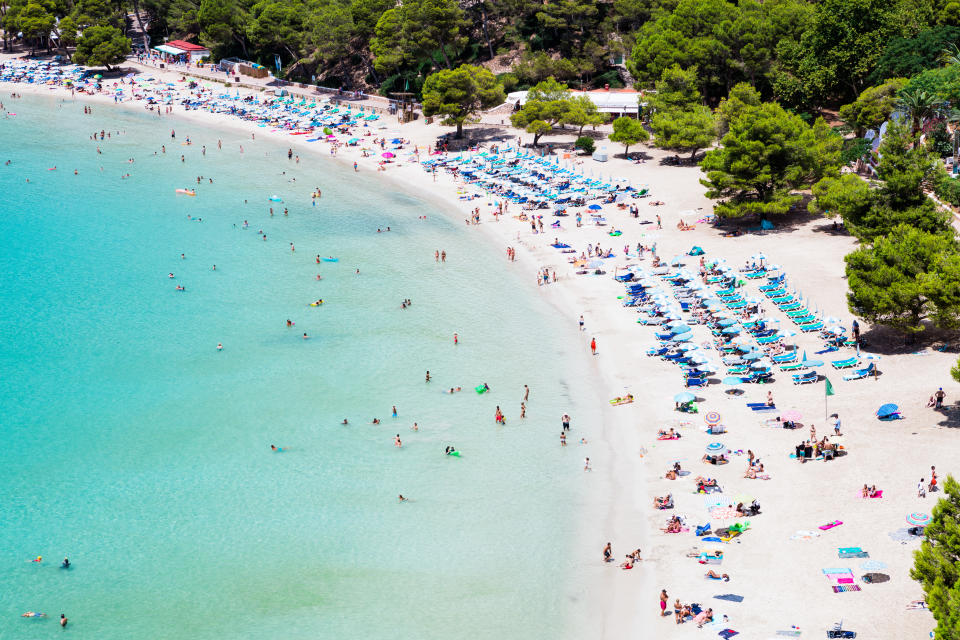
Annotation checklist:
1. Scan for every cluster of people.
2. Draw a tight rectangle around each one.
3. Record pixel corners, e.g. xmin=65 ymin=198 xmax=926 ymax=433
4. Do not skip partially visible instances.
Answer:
xmin=602 ymin=542 xmax=642 ymax=570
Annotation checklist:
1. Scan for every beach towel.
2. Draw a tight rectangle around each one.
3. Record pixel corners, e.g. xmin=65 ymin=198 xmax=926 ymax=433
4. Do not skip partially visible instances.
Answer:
xmin=832 ymin=584 xmax=861 ymax=593
xmin=719 ymin=630 xmax=739 ymax=639
xmin=702 ymin=536 xmax=724 ymax=542
xmin=790 ymin=529 xmax=821 ymax=540
xmin=822 ymin=568 xmax=853 ymax=575
xmin=776 ymin=627 xmax=802 ymax=636
xmin=860 ymin=560 xmax=887 ymax=570
xmin=714 ymin=594 xmax=744 ymax=602
xmin=819 ymin=520 xmax=843 ymax=530
xmin=862 ymin=572 xmax=890 ymax=584
xmin=839 ymin=551 xmax=869 ymax=559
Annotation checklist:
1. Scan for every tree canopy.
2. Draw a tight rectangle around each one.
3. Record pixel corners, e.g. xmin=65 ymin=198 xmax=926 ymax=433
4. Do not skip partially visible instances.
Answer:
xmin=700 ymin=101 xmax=841 ymax=217
xmin=608 ymin=116 xmax=649 ymax=156
xmin=422 ymin=64 xmax=504 ymax=138
xmin=72 ymin=25 xmax=131 ymax=68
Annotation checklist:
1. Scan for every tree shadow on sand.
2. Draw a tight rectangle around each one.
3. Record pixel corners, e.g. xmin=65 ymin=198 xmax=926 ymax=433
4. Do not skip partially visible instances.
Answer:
xmin=858 ymin=324 xmax=960 ymax=356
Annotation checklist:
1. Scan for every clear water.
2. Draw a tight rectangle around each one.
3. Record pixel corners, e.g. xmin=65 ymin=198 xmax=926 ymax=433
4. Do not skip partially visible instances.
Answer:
xmin=0 ymin=95 xmax=599 ymax=639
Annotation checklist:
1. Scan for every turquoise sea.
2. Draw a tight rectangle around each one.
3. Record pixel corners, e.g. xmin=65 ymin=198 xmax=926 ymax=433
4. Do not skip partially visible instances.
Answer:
xmin=0 ymin=94 xmax=601 ymax=639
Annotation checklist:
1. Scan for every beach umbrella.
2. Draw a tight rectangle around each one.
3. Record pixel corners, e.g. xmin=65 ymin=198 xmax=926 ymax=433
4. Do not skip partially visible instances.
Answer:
xmin=673 ymin=392 xmax=696 ymax=403
xmin=824 ymin=326 xmax=844 ymax=336
xmin=753 ymin=252 xmax=768 ymax=261
xmin=671 ymin=324 xmax=692 ymax=334
xmin=823 ymin=316 xmax=842 ymax=325
xmin=671 ymin=333 xmax=693 ymax=343
xmin=705 ymin=442 xmax=725 ymax=453
xmin=704 ymin=411 xmax=722 ymax=425
xmin=588 ymin=259 xmax=604 ymax=268
xmin=688 ymin=353 xmax=709 ymax=365
xmin=723 ymin=376 xmax=743 ymax=387
xmin=733 ymin=493 xmax=754 ymax=505
xmin=878 ymin=403 xmax=900 ymax=417
xmin=722 ymin=326 xmax=741 ymax=335
xmin=801 ymin=359 xmax=824 ymax=368
xmin=93 ymin=73 xmax=102 ymax=79
xmin=906 ymin=513 xmax=931 ymax=527
xmin=666 ymin=320 xmax=687 ymax=329
xmin=742 ymin=351 xmax=764 ymax=361
xmin=781 ymin=410 xmax=802 ymax=422
xmin=749 ymin=361 xmax=770 ymax=370
xmin=588 ymin=204 xmax=602 ymax=210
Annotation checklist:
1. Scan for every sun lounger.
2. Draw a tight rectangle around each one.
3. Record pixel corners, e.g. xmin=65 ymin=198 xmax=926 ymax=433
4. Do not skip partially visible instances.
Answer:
xmin=792 ymin=371 xmax=818 ymax=385
xmin=843 ymin=362 xmax=875 ymax=380
xmin=799 ymin=321 xmax=824 ymax=332
xmin=771 ymin=352 xmax=797 ymax=363
xmin=785 ymin=308 xmax=810 ymax=318
xmin=831 ymin=357 xmax=860 ymax=369
xmin=756 ymin=335 xmax=781 ymax=345
xmin=780 ymin=362 xmax=805 ymax=372
xmin=779 ymin=302 xmax=802 ymax=311
xmin=771 ymin=295 xmax=794 ymax=304
xmin=727 ymin=366 xmax=749 ymax=375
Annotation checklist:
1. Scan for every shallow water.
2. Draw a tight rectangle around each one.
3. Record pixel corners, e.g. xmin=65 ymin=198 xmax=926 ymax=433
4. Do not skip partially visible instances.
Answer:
xmin=0 ymin=94 xmax=600 ymax=639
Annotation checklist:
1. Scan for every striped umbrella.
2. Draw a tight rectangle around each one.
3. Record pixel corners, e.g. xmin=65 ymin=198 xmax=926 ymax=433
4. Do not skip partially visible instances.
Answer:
xmin=907 ymin=513 xmax=931 ymax=527
xmin=704 ymin=411 xmax=722 ymax=425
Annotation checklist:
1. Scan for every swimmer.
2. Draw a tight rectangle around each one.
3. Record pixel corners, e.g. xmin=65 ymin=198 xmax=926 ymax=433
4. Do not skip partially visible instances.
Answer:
xmin=398 ymin=494 xmax=408 ymax=502
xmin=270 ymin=444 xmax=283 ymax=452
xmin=61 ymin=557 xmax=70 ymax=569
xmin=425 ymin=370 xmax=431 ymax=382
xmin=217 ymin=343 xmax=223 ymax=350
xmin=411 ymin=422 xmax=419 ymax=431
xmin=342 ymin=418 xmax=349 ymax=424
xmin=302 ymin=332 xmax=309 ymax=339
xmin=60 ymin=614 xmax=68 ymax=628
xmin=394 ymin=434 xmax=402 ymax=447
xmin=176 ymin=285 xmax=184 ymax=291
xmin=372 ymin=418 xmax=380 ymax=424
xmin=286 ymin=319 xmax=293 ymax=327
xmin=392 ymin=405 xmax=398 ymax=418
xmin=168 ymin=273 xmax=175 ymax=278
xmin=31 ymin=556 xmax=42 ymax=563
xmin=212 ymin=265 xmax=216 ymax=270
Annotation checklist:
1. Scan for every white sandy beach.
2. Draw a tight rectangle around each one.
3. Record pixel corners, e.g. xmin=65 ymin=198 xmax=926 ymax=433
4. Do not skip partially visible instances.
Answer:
xmin=4 ymin=56 xmax=952 ymax=639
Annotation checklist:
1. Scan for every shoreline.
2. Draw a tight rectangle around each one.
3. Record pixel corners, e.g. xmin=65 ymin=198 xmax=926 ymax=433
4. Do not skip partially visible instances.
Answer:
xmin=3 ymin=57 xmax=951 ymax=638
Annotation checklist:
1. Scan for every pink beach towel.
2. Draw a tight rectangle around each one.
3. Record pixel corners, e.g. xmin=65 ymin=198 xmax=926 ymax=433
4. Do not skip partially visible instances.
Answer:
xmin=819 ymin=520 xmax=843 ymax=530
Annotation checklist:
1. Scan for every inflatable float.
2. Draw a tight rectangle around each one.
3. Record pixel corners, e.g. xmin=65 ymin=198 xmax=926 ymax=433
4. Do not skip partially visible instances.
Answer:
xmin=268 ymin=195 xmax=283 ymax=202
xmin=309 ymin=300 xmax=323 ymax=306
xmin=321 ymin=257 xmax=338 ymax=263
xmin=175 ymin=189 xmax=196 ymax=196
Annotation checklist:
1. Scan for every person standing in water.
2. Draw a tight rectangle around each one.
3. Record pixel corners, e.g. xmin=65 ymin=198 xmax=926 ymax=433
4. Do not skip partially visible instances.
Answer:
xmin=60 ymin=614 xmax=68 ymax=628
xmin=524 ymin=384 xmax=530 ymax=401
xmin=425 ymin=370 xmax=431 ymax=382
xmin=394 ymin=434 xmax=402 ymax=447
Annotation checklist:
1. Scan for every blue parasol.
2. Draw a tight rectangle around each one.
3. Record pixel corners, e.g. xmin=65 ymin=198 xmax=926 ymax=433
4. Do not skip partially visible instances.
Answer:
xmin=674 ymin=392 xmax=696 ymax=403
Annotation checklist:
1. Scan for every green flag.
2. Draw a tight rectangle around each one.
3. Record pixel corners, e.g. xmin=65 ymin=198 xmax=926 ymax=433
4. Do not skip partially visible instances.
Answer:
xmin=825 ymin=377 xmax=835 ymax=397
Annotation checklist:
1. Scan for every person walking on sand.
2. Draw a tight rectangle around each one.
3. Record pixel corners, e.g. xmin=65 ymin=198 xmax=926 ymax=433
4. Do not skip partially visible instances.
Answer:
xmin=562 ymin=414 xmax=571 ymax=431
xmin=918 ymin=478 xmax=927 ymax=498
xmin=579 ymin=315 xmax=585 ymax=331
xmin=935 ymin=387 xmax=945 ymax=409
xmin=591 ymin=337 xmax=597 ymax=355
xmin=930 ymin=466 xmax=938 ymax=492
xmin=584 ymin=457 xmax=591 ymax=471
xmin=560 ymin=432 xmax=567 ymax=446
xmin=603 ymin=542 xmax=613 ymax=562
xmin=660 ymin=590 xmax=669 ymax=617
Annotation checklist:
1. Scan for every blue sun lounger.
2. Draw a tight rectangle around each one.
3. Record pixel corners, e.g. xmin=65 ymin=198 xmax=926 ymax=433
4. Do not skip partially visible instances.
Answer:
xmin=792 ymin=371 xmax=818 ymax=384
xmin=843 ymin=362 xmax=875 ymax=380
xmin=799 ymin=321 xmax=824 ymax=332
xmin=831 ymin=357 xmax=860 ymax=369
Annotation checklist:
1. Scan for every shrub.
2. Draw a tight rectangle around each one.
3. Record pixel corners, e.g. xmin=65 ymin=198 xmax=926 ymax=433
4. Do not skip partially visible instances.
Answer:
xmin=575 ymin=136 xmax=595 ymax=154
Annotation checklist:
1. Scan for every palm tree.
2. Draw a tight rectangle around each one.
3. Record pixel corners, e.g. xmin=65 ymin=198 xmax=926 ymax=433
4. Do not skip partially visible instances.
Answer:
xmin=897 ymin=88 xmax=943 ymax=134
xmin=941 ymin=43 xmax=960 ymax=67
